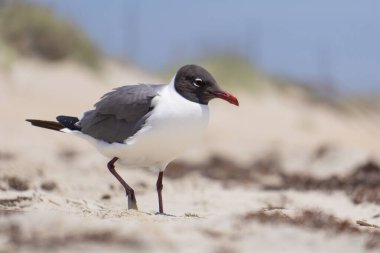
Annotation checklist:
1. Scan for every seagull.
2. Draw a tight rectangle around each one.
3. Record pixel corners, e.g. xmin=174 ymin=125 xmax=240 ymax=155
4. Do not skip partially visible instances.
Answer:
xmin=26 ymin=64 xmax=239 ymax=214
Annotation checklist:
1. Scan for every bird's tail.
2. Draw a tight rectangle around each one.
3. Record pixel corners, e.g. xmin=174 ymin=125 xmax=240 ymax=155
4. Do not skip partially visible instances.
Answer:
xmin=25 ymin=119 xmax=64 ymax=131
xmin=26 ymin=115 xmax=80 ymax=132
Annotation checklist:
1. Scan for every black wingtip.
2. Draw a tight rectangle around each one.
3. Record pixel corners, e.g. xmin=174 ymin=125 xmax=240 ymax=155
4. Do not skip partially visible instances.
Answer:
xmin=56 ymin=115 xmax=81 ymax=130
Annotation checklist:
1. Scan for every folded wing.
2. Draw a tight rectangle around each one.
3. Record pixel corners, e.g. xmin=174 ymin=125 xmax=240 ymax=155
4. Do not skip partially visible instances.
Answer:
xmin=79 ymin=84 xmax=164 ymax=143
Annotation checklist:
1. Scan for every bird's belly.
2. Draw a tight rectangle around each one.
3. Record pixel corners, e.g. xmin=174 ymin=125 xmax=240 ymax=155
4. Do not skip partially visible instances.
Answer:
xmin=96 ymin=102 xmax=209 ymax=170
xmin=125 ymin=120 xmax=206 ymax=167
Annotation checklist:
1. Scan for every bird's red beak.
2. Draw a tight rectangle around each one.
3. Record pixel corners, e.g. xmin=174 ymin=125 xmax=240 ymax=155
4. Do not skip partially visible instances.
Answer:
xmin=212 ymin=91 xmax=239 ymax=106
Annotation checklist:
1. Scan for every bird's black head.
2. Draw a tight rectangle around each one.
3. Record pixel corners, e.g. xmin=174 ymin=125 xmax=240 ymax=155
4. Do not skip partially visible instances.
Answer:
xmin=174 ymin=64 xmax=239 ymax=106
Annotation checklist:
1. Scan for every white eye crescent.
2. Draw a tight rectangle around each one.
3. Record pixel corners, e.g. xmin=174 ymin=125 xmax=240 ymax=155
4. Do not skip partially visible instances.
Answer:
xmin=193 ymin=78 xmax=203 ymax=87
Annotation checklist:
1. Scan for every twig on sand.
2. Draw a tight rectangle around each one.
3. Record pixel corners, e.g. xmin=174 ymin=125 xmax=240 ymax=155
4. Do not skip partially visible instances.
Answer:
xmin=185 ymin=212 xmax=200 ymax=218
xmin=261 ymin=204 xmax=285 ymax=211
xmin=357 ymin=220 xmax=380 ymax=229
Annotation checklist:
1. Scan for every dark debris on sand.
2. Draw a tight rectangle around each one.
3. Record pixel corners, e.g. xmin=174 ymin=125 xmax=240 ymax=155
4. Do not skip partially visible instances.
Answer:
xmin=7 ymin=177 xmax=29 ymax=191
xmin=0 ymin=196 xmax=32 ymax=207
xmin=268 ymin=161 xmax=380 ymax=205
xmin=166 ymin=153 xmax=380 ymax=205
xmin=0 ymin=151 xmax=16 ymax=161
xmin=57 ymin=148 xmax=80 ymax=162
xmin=1 ymin=223 xmax=145 ymax=251
xmin=240 ymin=209 xmax=380 ymax=250
xmin=40 ymin=181 xmax=57 ymax=191
xmin=166 ymin=152 xmax=280 ymax=184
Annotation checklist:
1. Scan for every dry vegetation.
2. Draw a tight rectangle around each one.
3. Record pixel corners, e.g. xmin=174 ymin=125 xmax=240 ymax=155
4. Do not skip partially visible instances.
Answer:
xmin=0 ymin=0 xmax=100 ymax=68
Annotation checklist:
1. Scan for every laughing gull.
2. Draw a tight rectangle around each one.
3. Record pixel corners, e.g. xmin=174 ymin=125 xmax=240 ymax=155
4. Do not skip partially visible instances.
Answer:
xmin=26 ymin=64 xmax=239 ymax=213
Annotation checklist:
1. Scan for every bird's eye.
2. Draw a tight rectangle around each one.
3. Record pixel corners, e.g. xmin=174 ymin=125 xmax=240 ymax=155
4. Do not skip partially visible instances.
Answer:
xmin=193 ymin=78 xmax=203 ymax=87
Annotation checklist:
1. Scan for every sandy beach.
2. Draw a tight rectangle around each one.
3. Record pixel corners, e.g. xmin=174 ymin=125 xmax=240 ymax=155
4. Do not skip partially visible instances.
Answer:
xmin=1 ymin=59 xmax=380 ymax=253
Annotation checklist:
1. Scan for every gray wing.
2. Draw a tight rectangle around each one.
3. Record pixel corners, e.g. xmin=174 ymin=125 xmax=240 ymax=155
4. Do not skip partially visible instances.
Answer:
xmin=79 ymin=84 xmax=165 ymax=143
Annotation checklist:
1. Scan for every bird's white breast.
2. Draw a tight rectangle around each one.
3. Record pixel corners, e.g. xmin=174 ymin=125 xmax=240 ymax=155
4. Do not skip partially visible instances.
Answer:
xmin=94 ymin=80 xmax=209 ymax=170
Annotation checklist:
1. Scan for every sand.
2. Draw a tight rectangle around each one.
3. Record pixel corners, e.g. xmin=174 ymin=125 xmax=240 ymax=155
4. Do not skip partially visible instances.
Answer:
xmin=1 ymin=59 xmax=380 ymax=253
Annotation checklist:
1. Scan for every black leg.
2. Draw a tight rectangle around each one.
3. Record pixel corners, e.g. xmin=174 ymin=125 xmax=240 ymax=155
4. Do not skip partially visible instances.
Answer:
xmin=156 ymin=171 xmax=164 ymax=214
xmin=107 ymin=157 xmax=138 ymax=210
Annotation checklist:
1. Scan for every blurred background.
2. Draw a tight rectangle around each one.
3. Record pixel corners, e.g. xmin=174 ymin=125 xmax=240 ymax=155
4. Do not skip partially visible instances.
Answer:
xmin=1 ymin=1 xmax=380 ymax=253
xmin=3 ymin=0 xmax=380 ymax=94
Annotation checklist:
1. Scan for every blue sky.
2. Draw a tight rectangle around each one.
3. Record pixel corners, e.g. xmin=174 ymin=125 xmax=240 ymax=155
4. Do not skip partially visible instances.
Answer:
xmin=31 ymin=0 xmax=380 ymax=93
